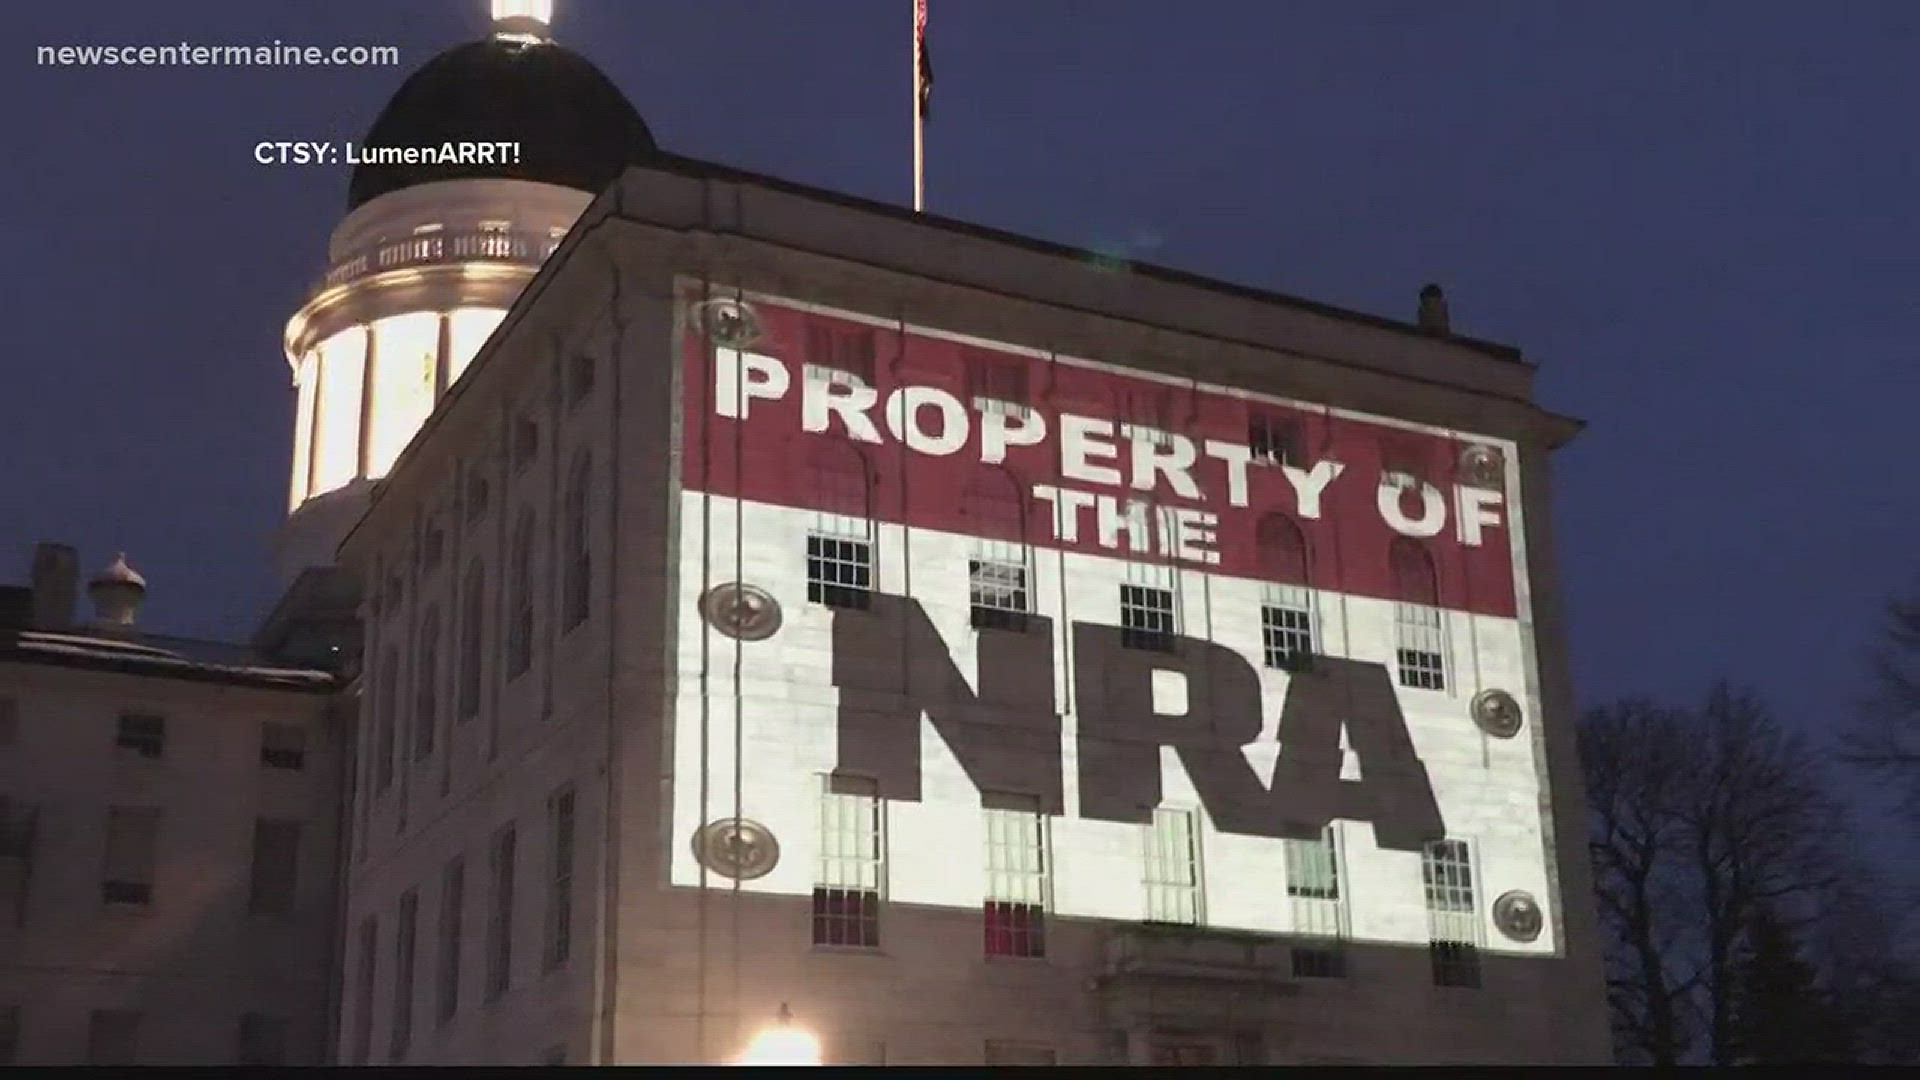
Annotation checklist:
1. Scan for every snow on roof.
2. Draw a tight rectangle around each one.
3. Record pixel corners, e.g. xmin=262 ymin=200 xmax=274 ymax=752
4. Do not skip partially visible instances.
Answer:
xmin=2 ymin=629 xmax=336 ymax=690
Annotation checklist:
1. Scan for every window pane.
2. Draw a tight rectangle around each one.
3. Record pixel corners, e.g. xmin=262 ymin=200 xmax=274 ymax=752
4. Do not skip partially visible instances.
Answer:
xmin=261 ymin=722 xmax=306 ymax=771
xmin=115 ymin=713 xmax=166 ymax=758
xmin=103 ymin=807 xmax=160 ymax=905
xmin=249 ymin=820 xmax=300 ymax=916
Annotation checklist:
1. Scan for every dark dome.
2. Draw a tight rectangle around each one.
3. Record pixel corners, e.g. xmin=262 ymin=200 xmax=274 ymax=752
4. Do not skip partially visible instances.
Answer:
xmin=347 ymin=37 xmax=656 ymax=211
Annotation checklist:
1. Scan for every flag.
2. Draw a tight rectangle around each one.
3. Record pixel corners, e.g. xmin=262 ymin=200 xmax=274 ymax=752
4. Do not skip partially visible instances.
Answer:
xmin=915 ymin=0 xmax=932 ymax=121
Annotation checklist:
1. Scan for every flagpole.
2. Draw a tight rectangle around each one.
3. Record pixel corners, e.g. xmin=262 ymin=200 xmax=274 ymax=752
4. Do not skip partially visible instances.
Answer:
xmin=913 ymin=0 xmax=925 ymax=212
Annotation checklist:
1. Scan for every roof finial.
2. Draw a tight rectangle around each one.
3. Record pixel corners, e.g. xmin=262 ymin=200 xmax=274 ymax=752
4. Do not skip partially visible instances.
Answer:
xmin=492 ymin=0 xmax=553 ymax=43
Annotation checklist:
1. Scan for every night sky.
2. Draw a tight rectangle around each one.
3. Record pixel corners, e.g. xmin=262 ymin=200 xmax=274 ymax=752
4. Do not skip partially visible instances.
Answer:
xmin=5 ymin=2 xmax=1916 ymax=785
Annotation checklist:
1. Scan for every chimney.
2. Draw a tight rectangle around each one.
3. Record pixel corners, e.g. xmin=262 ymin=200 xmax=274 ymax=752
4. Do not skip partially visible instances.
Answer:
xmin=87 ymin=553 xmax=147 ymax=630
xmin=1417 ymin=284 xmax=1451 ymax=335
xmin=29 ymin=542 xmax=78 ymax=629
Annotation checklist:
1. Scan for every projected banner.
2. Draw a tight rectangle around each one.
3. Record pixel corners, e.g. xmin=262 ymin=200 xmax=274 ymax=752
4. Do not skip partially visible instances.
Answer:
xmin=680 ymin=295 xmax=1517 ymax=618
xmin=668 ymin=290 xmax=1554 ymax=950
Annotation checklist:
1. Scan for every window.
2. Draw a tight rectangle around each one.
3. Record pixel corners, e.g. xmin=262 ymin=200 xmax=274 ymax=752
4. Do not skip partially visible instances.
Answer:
xmin=804 ymin=322 xmax=876 ymax=384
xmin=545 ymin=789 xmax=576 ymax=970
xmin=968 ymin=558 xmax=1029 ymax=631
xmin=814 ymin=776 xmax=884 ymax=948
xmin=437 ymin=855 xmax=464 ymax=1023
xmin=567 ymin=353 xmax=595 ymax=409
xmin=984 ymin=799 xmax=1050 ymax=958
xmin=459 ymin=561 xmax=485 ymax=721
xmin=102 ymin=806 xmax=159 ymax=906
xmin=810 ymin=445 xmax=872 ymax=541
xmin=1391 ymin=539 xmax=1446 ymax=690
xmin=1119 ymin=583 xmax=1176 ymax=652
xmin=1423 ymin=839 xmax=1481 ymax=988
xmin=2 ymin=799 xmax=38 ymax=924
xmin=1381 ymin=438 xmax=1428 ymax=485
xmin=0 ymin=1005 xmax=17 ymax=1064
xmin=351 ymin=916 xmax=377 ymax=1065
xmin=963 ymin=470 xmax=1028 ymax=630
xmin=376 ymin=646 xmax=398 ymax=789
xmin=511 ymin=414 xmax=539 ymax=473
xmin=391 ymin=888 xmax=418 ymax=1061
xmin=1256 ymin=512 xmax=1310 ymax=583
xmin=1285 ymin=828 xmax=1347 ymax=978
xmin=1249 ymin=412 xmax=1302 ymax=465
xmin=486 ymin=824 xmax=517 ymax=999
xmin=115 ymin=713 xmax=165 ymax=758
xmin=1143 ymin=807 xmax=1203 ymax=925
xmin=86 ymin=1009 xmax=140 ymax=1065
xmin=260 ymin=722 xmax=305 ymax=771
xmin=506 ymin=515 xmax=534 ymax=679
xmin=1255 ymin=514 xmax=1316 ymax=670
xmin=562 ymin=455 xmax=591 ymax=631
xmin=414 ymin=610 xmax=438 ymax=759
xmin=1261 ymin=601 xmax=1314 ymax=672
xmin=1117 ymin=386 xmax=1175 ymax=448
xmin=1150 ymin=1040 xmax=1216 ymax=1066
xmin=248 ymin=820 xmax=300 ymax=916
xmin=1396 ymin=603 xmax=1447 ymax=690
xmin=806 ymin=535 xmax=872 ymax=610
xmin=464 ymin=470 xmax=490 ymax=523
xmin=237 ymin=1013 xmax=288 ymax=1066
xmin=985 ymin=1041 xmax=1056 ymax=1065
xmin=0 ymin=698 xmax=17 ymax=748
xmin=967 ymin=354 xmax=1030 ymax=417
xmin=422 ymin=521 xmax=445 ymax=571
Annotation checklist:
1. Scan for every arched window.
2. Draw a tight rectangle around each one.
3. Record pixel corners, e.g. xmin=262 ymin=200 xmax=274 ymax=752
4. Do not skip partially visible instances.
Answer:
xmin=562 ymin=455 xmax=591 ymax=631
xmin=1390 ymin=538 xmax=1439 ymax=605
xmin=506 ymin=513 xmax=535 ymax=678
xmin=414 ymin=607 xmax=438 ymax=760
xmin=1255 ymin=513 xmax=1310 ymax=586
xmin=1390 ymin=538 xmax=1445 ymax=690
xmin=1256 ymin=513 xmax=1314 ymax=671
xmin=459 ymin=560 xmax=486 ymax=720
xmin=811 ymin=443 xmax=871 ymax=538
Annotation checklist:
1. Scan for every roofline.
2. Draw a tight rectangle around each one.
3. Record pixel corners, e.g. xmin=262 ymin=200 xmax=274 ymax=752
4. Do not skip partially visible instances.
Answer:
xmin=638 ymin=150 xmax=1529 ymax=364
xmin=0 ymin=638 xmax=339 ymax=695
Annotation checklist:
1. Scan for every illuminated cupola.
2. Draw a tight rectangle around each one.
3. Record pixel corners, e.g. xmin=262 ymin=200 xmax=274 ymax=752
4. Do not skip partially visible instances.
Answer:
xmin=277 ymin=0 xmax=655 ymax=579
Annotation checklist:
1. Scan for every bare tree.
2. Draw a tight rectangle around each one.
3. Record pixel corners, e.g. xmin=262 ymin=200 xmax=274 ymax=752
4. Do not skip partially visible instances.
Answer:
xmin=1581 ymin=699 xmax=1698 ymax=1064
xmin=1582 ymin=684 xmax=1848 ymax=1065
xmin=1849 ymin=593 xmax=1920 ymax=820
xmin=1683 ymin=684 xmax=1845 ymax=1064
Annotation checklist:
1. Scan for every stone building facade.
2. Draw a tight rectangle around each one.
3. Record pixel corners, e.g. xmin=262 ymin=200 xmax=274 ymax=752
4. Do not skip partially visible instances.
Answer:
xmin=0 ymin=546 xmax=346 ymax=1065
xmin=332 ymin=153 xmax=1611 ymax=1065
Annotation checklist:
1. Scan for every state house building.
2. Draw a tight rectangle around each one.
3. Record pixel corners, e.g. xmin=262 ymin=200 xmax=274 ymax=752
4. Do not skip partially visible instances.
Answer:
xmin=3 ymin=0 xmax=1611 ymax=1066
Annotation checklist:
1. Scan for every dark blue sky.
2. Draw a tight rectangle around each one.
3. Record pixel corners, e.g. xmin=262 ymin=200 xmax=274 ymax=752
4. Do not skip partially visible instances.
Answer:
xmin=5 ymin=1 xmax=1916 ymax=748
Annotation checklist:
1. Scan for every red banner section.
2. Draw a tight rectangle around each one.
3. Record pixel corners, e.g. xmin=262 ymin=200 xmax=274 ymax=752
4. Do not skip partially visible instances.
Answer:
xmin=680 ymin=297 xmax=1520 ymax=618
